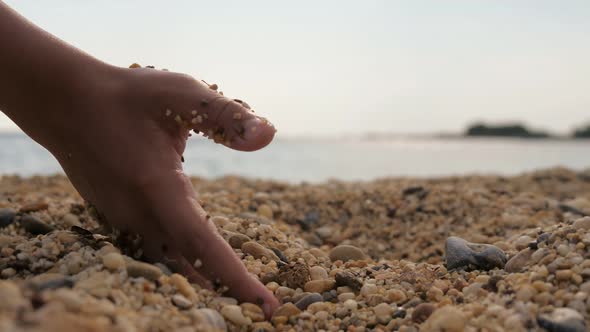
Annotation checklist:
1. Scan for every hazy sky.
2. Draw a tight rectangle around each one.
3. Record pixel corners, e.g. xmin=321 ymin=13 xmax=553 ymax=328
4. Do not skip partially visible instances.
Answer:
xmin=1 ymin=0 xmax=589 ymax=136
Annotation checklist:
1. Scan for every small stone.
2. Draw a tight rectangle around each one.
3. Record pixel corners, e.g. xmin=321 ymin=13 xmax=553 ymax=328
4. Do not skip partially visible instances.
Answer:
xmin=505 ymin=248 xmax=533 ymax=273
xmin=329 ymin=245 xmax=366 ymax=262
xmin=172 ymin=294 xmax=193 ymax=309
xmin=228 ymin=233 xmax=251 ymax=249
xmin=516 ymin=285 xmax=536 ymax=302
xmin=573 ymin=216 xmax=590 ymax=230
xmin=310 ymin=266 xmax=328 ymax=280
xmin=445 ymin=236 xmax=506 ymax=270
xmin=0 ymin=208 xmax=16 ymax=228
xmin=257 ymin=204 xmax=273 ymax=219
xmin=251 ymin=322 xmax=274 ymax=332
xmin=537 ymin=308 xmax=586 ymax=332
xmin=61 ymin=213 xmax=80 ymax=227
xmin=557 ymin=244 xmax=570 ymax=256
xmin=386 ymin=289 xmax=407 ymax=304
xmin=19 ymin=202 xmax=49 ymax=213
xmin=241 ymin=241 xmax=279 ymax=261
xmin=192 ymin=308 xmax=227 ymax=331
xmin=75 ymin=271 xmax=112 ymax=298
xmin=374 ymin=302 xmax=393 ymax=318
xmin=338 ymin=292 xmax=356 ymax=302
xmin=32 ymin=275 xmax=75 ymax=291
xmin=335 ymin=271 xmax=363 ymax=291
xmin=170 ymin=273 xmax=197 ymax=299
xmin=298 ymin=211 xmax=321 ymax=230
xmin=556 ymin=269 xmax=573 ymax=281
xmin=343 ymin=299 xmax=358 ymax=311
xmin=295 ymin=293 xmax=323 ymax=310
xmin=278 ymin=262 xmax=310 ymax=289
xmin=127 ymin=261 xmax=163 ymax=281
xmin=19 ymin=215 xmax=54 ymax=235
xmin=240 ymin=303 xmax=265 ymax=322
xmin=360 ymin=284 xmax=379 ymax=297
xmin=273 ymin=303 xmax=301 ymax=318
xmin=421 ymin=306 xmax=466 ymax=332
xmin=102 ymin=252 xmax=126 ymax=271
xmin=304 ymin=279 xmax=336 ymax=293
xmin=412 ymin=303 xmax=436 ymax=323
xmin=514 ymin=235 xmax=534 ymax=250
xmin=1 ymin=268 xmax=16 ymax=278
xmin=0 ymin=281 xmax=26 ymax=310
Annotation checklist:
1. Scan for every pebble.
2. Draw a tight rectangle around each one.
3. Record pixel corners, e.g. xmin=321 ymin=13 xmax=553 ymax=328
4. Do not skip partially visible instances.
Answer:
xmin=573 ymin=216 xmax=590 ymax=230
xmin=32 ymin=275 xmax=75 ymax=291
xmin=360 ymin=283 xmax=378 ymax=297
xmin=329 ymin=245 xmax=366 ymax=262
xmin=421 ymin=306 xmax=466 ymax=332
xmin=445 ymin=236 xmax=506 ymax=270
xmin=221 ymin=305 xmax=252 ymax=326
xmin=19 ymin=202 xmax=49 ymax=213
xmin=412 ymin=303 xmax=436 ymax=323
xmin=241 ymin=241 xmax=279 ymax=261
xmin=304 ymin=279 xmax=335 ymax=293
xmin=19 ymin=214 xmax=54 ymax=235
xmin=278 ymin=262 xmax=310 ymax=289
xmin=0 ymin=281 xmax=26 ymax=310
xmin=192 ymin=308 xmax=227 ymax=331
xmin=240 ymin=303 xmax=265 ymax=322
xmin=257 ymin=204 xmax=273 ymax=219
xmin=228 ymin=233 xmax=251 ymax=249
xmin=126 ymin=261 xmax=163 ymax=281
xmin=0 ymin=208 xmax=16 ymax=228
xmin=374 ymin=302 xmax=393 ymax=318
xmin=335 ymin=271 xmax=363 ymax=291
xmin=537 ymin=308 xmax=586 ymax=332
xmin=61 ymin=213 xmax=81 ymax=227
xmin=310 ymin=266 xmax=328 ymax=280
xmin=102 ymin=252 xmax=126 ymax=271
xmin=273 ymin=303 xmax=301 ymax=318
xmin=170 ymin=273 xmax=197 ymax=299
xmin=1 ymin=268 xmax=16 ymax=278
xmin=295 ymin=293 xmax=323 ymax=310
xmin=505 ymin=248 xmax=533 ymax=273
xmin=343 ymin=299 xmax=358 ymax=311
xmin=171 ymin=294 xmax=192 ymax=309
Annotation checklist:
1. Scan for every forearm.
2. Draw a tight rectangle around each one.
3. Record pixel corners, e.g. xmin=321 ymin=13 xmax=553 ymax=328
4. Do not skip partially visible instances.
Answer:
xmin=0 ymin=1 xmax=117 ymax=136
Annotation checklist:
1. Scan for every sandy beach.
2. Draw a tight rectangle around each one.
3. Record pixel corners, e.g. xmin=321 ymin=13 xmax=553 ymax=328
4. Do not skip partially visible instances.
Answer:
xmin=1 ymin=167 xmax=589 ymax=331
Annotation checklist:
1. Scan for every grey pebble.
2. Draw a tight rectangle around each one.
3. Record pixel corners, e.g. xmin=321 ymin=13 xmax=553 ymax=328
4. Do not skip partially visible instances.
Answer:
xmin=0 ymin=208 xmax=16 ymax=228
xmin=33 ymin=276 xmax=75 ymax=291
xmin=445 ymin=236 xmax=506 ymax=270
xmin=537 ymin=308 xmax=586 ymax=332
xmin=19 ymin=215 xmax=55 ymax=235
xmin=295 ymin=293 xmax=323 ymax=310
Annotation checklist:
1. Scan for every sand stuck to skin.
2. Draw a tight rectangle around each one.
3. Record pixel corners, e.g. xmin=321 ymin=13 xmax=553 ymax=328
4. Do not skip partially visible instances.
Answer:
xmin=0 ymin=167 xmax=589 ymax=331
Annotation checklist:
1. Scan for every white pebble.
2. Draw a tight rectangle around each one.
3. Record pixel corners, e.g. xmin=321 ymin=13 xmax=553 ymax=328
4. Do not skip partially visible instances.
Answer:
xmin=343 ymin=299 xmax=358 ymax=311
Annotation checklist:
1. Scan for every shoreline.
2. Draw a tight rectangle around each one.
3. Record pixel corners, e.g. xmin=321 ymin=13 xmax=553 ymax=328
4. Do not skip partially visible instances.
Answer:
xmin=0 ymin=168 xmax=589 ymax=331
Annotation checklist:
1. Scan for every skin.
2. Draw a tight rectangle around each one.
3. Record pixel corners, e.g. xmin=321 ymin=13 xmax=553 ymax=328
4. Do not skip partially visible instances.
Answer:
xmin=0 ymin=1 xmax=279 ymax=316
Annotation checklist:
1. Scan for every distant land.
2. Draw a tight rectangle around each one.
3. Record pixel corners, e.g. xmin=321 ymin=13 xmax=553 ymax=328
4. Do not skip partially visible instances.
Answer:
xmin=465 ymin=122 xmax=590 ymax=139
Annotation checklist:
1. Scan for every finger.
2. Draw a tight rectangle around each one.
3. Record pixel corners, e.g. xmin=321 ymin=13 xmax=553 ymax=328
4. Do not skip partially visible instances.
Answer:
xmin=160 ymin=76 xmax=276 ymax=152
xmin=141 ymin=238 xmax=213 ymax=290
xmin=144 ymin=172 xmax=279 ymax=317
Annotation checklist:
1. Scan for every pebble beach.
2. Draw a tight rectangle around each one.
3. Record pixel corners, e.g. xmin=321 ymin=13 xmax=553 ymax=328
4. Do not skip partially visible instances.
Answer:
xmin=1 ymin=167 xmax=590 ymax=331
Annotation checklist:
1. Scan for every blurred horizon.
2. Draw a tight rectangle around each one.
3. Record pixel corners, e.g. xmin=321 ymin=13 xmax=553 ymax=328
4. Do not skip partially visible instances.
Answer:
xmin=1 ymin=0 xmax=589 ymax=137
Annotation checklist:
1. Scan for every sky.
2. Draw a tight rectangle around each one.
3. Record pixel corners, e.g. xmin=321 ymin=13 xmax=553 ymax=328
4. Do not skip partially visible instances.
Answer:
xmin=1 ymin=0 xmax=589 ymax=137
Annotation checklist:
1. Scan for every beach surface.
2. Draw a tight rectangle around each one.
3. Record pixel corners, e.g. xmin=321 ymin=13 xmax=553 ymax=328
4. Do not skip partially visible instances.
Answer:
xmin=0 ymin=167 xmax=589 ymax=331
